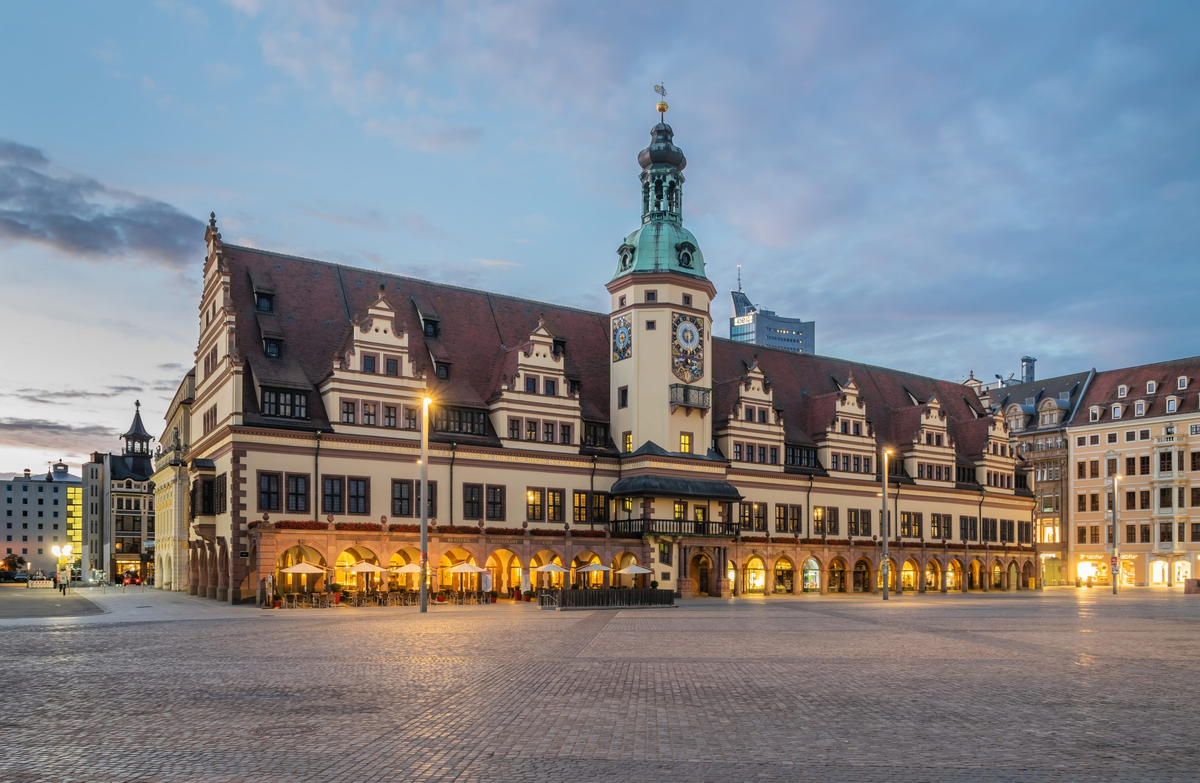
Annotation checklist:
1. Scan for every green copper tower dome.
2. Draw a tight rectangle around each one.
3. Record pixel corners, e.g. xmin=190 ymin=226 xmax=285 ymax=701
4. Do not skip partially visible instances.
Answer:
xmin=612 ymin=120 xmax=707 ymax=282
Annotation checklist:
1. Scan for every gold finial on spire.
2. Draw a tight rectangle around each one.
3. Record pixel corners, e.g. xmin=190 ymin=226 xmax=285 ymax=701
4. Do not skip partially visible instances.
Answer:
xmin=654 ymin=83 xmax=668 ymax=118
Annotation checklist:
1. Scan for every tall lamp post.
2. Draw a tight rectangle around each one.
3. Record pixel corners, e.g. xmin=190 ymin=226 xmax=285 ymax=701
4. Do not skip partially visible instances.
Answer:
xmin=419 ymin=396 xmax=432 ymax=613
xmin=881 ymin=448 xmax=891 ymax=601
xmin=51 ymin=544 xmax=73 ymax=594
xmin=1106 ymin=448 xmax=1121 ymax=595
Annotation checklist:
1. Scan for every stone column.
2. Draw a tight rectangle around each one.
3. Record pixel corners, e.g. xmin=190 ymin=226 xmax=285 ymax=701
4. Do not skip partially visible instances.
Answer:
xmin=940 ymin=559 xmax=948 ymax=594
xmin=918 ymin=560 xmax=927 ymax=594
xmin=206 ymin=541 xmax=218 ymax=600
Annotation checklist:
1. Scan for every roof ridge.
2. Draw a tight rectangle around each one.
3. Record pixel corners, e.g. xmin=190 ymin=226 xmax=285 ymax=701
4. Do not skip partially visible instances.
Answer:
xmin=224 ymin=243 xmax=609 ymax=319
xmin=712 ymin=336 xmax=950 ymax=384
xmin=1094 ymin=355 xmax=1200 ymax=374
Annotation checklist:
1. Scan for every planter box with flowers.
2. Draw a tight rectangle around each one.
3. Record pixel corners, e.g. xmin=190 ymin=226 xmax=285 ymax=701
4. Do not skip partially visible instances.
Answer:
xmin=571 ymin=529 xmax=606 ymax=538
xmin=335 ymin=522 xmax=383 ymax=532
xmin=485 ymin=527 xmax=525 ymax=536
xmin=436 ymin=525 xmax=482 ymax=535
xmin=740 ymin=536 xmax=769 ymax=544
xmin=529 ymin=528 xmax=566 ymax=537
xmin=388 ymin=523 xmax=420 ymax=533
xmin=276 ymin=520 xmax=329 ymax=530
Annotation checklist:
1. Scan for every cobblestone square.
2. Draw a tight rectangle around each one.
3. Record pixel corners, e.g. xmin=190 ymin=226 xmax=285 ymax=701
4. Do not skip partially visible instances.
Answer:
xmin=3 ymin=588 xmax=1199 ymax=782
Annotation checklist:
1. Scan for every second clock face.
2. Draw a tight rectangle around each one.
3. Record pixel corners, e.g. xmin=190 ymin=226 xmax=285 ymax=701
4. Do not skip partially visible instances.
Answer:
xmin=671 ymin=312 xmax=704 ymax=384
xmin=675 ymin=320 xmax=700 ymax=351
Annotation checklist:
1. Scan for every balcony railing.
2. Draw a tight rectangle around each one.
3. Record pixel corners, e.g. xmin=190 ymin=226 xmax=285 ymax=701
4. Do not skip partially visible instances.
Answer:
xmin=669 ymin=384 xmax=711 ymax=409
xmin=610 ymin=518 xmax=737 ymax=538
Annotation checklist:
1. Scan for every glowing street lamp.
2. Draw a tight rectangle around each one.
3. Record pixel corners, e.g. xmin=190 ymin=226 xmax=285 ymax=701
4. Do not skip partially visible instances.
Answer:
xmin=51 ymin=544 xmax=73 ymax=594
xmin=419 ymin=396 xmax=432 ymax=613
xmin=881 ymin=449 xmax=892 ymax=601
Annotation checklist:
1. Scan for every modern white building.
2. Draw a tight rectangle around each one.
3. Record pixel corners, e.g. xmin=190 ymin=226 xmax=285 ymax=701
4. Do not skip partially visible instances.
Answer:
xmin=3 ymin=462 xmax=82 ymax=577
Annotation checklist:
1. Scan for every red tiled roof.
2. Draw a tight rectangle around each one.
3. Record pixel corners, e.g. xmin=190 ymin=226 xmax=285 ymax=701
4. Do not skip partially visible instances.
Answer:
xmin=225 ymin=244 xmax=993 ymax=459
xmin=1073 ymin=356 xmax=1200 ymax=425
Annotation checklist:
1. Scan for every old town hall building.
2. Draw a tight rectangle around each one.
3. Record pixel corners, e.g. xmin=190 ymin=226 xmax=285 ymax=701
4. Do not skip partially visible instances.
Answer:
xmin=160 ymin=110 xmax=1038 ymax=603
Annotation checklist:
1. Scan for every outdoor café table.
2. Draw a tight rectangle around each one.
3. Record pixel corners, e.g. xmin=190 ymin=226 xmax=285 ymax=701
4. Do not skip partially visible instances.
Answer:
xmin=284 ymin=593 xmax=300 ymax=609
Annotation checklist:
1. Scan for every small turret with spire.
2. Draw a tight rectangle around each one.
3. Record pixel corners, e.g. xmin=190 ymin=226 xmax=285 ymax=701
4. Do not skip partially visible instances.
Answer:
xmin=121 ymin=400 xmax=153 ymax=456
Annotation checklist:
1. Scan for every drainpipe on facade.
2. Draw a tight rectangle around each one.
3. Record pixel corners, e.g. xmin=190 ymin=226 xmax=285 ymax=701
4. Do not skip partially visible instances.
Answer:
xmin=589 ymin=454 xmax=598 ymax=528
xmin=313 ymin=431 xmax=322 ymax=521
xmin=448 ymin=442 xmax=457 ymax=526
xmin=976 ymin=487 xmax=986 ymax=589
xmin=893 ymin=481 xmax=903 ymax=594
xmin=805 ymin=474 xmax=814 ymax=540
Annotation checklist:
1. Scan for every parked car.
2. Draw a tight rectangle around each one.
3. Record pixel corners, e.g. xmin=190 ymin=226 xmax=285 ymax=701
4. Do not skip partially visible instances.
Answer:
xmin=0 ymin=571 xmax=14 ymax=582
xmin=13 ymin=573 xmax=29 ymax=583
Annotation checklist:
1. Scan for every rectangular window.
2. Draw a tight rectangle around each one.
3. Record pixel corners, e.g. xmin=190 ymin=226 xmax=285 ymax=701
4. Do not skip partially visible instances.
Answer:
xmin=544 ymin=380 xmax=557 ymax=396
xmin=403 ymin=408 xmax=416 ymax=429
xmin=624 ymin=432 xmax=633 ymax=453
xmin=347 ymin=478 xmax=369 ymax=515
xmin=680 ymin=433 xmax=692 ymax=454
xmin=1125 ymin=491 xmax=1136 ymax=510
xmin=341 ymin=401 xmax=356 ymax=424
xmin=775 ymin=505 xmax=787 ymax=532
xmin=525 ymin=376 xmax=537 ymax=394
xmin=591 ymin=492 xmax=609 ymax=523
xmin=618 ymin=387 xmax=629 ymax=409
xmin=213 ymin=474 xmax=227 ymax=515
xmin=543 ymin=423 xmax=555 ymax=443
xmin=386 ymin=358 xmax=399 ymax=376
xmin=754 ymin=503 xmax=766 ymax=531
xmin=526 ymin=421 xmax=538 ymax=441
xmin=1090 ymin=526 xmax=1100 ymax=544
xmin=1089 ymin=460 xmax=1099 ymax=478
xmin=560 ymin=424 xmax=571 ymax=444
xmin=740 ymin=504 xmax=752 ymax=530
xmin=393 ymin=480 xmax=413 ymax=516
xmin=262 ymin=389 xmax=278 ymax=416
xmin=1126 ymin=457 xmax=1136 ymax=476
xmin=548 ymin=490 xmax=564 ymax=522
xmin=509 ymin=418 xmax=521 ymax=439
xmin=362 ymin=403 xmax=377 ymax=426
xmin=415 ymin=481 xmax=437 ymax=518
xmin=526 ymin=488 xmax=544 ymax=520
xmin=463 ymin=485 xmax=483 ymax=520
xmin=322 ymin=477 xmax=343 ymax=514
xmin=1077 ymin=462 xmax=1086 ymax=479
xmin=258 ymin=472 xmax=281 ymax=512
xmin=1160 ymin=487 xmax=1173 ymax=509
xmin=1140 ymin=524 xmax=1150 ymax=543
xmin=384 ymin=406 xmax=397 ymax=428
xmin=770 ymin=447 xmax=778 ymax=464
xmin=1141 ymin=490 xmax=1151 ymax=510
xmin=1090 ymin=493 xmax=1100 ymax=512
xmin=573 ymin=492 xmax=588 ymax=523
xmin=286 ymin=475 xmax=308 ymax=513
xmin=362 ymin=355 xmax=376 ymax=374
xmin=1140 ymin=456 xmax=1151 ymax=474
xmin=759 ymin=446 xmax=767 ymax=463
xmin=486 ymin=486 xmax=506 ymax=521
xmin=432 ymin=407 xmax=489 ymax=436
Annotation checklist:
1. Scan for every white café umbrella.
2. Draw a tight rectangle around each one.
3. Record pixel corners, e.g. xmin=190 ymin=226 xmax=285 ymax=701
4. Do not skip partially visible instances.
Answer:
xmin=615 ymin=564 xmax=652 ymax=574
xmin=347 ymin=561 xmax=388 ymax=590
xmin=392 ymin=561 xmax=422 ymax=590
xmin=533 ymin=562 xmax=569 ymax=589
xmin=280 ymin=561 xmax=328 ymax=593
xmin=448 ymin=562 xmax=486 ymax=592
xmin=576 ymin=561 xmax=612 ymax=588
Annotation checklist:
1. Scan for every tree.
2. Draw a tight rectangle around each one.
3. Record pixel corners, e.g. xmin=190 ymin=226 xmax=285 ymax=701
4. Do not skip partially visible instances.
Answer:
xmin=3 ymin=554 xmax=27 ymax=571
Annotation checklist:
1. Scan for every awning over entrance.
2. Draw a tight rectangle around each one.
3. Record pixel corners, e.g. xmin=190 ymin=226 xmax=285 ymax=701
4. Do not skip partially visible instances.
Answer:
xmin=609 ymin=475 xmax=742 ymax=502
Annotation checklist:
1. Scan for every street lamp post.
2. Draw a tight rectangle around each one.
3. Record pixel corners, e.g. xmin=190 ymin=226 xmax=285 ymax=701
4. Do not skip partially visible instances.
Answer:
xmin=419 ymin=396 xmax=432 ymax=613
xmin=51 ymin=544 xmax=73 ymax=594
xmin=881 ymin=449 xmax=891 ymax=601
xmin=1108 ymin=452 xmax=1121 ymax=596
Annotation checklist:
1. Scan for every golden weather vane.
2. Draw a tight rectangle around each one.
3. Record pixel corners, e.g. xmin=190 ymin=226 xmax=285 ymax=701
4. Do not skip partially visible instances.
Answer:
xmin=654 ymin=83 xmax=668 ymax=119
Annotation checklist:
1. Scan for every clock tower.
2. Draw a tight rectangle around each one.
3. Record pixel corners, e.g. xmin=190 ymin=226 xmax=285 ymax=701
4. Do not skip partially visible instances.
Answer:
xmin=607 ymin=105 xmax=716 ymax=456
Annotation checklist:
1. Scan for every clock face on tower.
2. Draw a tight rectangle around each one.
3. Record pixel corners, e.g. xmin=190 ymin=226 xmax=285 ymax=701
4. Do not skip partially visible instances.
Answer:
xmin=671 ymin=312 xmax=704 ymax=383
xmin=612 ymin=315 xmax=632 ymax=362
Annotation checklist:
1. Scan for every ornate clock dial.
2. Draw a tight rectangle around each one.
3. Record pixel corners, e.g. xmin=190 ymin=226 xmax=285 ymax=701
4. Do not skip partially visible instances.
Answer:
xmin=675 ymin=320 xmax=699 ymax=351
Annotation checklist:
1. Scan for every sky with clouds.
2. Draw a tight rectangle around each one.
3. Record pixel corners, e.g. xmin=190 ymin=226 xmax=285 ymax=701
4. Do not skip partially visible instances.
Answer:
xmin=0 ymin=0 xmax=1197 ymax=475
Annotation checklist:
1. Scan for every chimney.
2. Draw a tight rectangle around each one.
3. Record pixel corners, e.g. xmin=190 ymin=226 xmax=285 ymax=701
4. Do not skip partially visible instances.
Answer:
xmin=23 ymin=468 xmax=31 ymax=478
xmin=1021 ymin=356 xmax=1036 ymax=384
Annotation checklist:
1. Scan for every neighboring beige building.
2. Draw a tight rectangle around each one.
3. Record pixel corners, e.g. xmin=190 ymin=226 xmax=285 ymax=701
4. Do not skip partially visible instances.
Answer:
xmin=150 ymin=371 xmax=194 ymax=592
xmin=1067 ymin=359 xmax=1200 ymax=587
xmin=173 ymin=112 xmax=1037 ymax=605
xmin=986 ymin=364 xmax=1094 ymax=585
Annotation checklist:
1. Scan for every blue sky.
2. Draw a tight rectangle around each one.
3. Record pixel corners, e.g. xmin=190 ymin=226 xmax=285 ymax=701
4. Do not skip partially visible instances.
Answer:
xmin=1 ymin=0 xmax=1197 ymax=473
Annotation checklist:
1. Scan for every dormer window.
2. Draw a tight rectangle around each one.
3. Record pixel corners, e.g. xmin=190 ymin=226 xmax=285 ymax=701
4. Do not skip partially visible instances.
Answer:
xmin=436 ymin=363 xmax=449 ymax=380
xmin=386 ymin=358 xmax=399 ymax=376
xmin=525 ymin=376 xmax=537 ymax=393
xmin=424 ymin=320 xmax=440 ymax=339
xmin=362 ymin=355 xmax=376 ymax=374
xmin=1089 ymin=407 xmax=1100 ymax=422
xmin=1167 ymin=397 xmax=1178 ymax=413
xmin=264 ymin=339 xmax=282 ymax=359
xmin=1134 ymin=401 xmax=1145 ymax=417
xmin=678 ymin=251 xmax=693 ymax=268
xmin=1147 ymin=381 xmax=1156 ymax=394
xmin=544 ymin=379 xmax=556 ymax=396
xmin=1117 ymin=385 xmax=1127 ymax=398
xmin=1112 ymin=404 xmax=1122 ymax=419
xmin=255 ymin=292 xmax=274 ymax=313
xmin=1178 ymin=376 xmax=1187 ymax=390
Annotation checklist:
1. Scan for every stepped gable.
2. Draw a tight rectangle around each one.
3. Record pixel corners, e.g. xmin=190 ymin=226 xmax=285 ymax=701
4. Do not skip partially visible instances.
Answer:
xmin=712 ymin=339 xmax=990 ymax=457
xmin=223 ymin=245 xmax=612 ymax=429
xmin=1076 ymin=356 xmax=1200 ymax=423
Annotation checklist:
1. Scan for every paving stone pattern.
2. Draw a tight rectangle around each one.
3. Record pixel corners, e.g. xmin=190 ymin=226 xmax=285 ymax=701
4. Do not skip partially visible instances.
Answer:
xmin=2 ymin=589 xmax=1199 ymax=782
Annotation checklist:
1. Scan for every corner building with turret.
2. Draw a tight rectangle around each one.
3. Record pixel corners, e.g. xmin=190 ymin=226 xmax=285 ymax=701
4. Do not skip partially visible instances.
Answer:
xmin=163 ymin=113 xmax=1037 ymax=603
